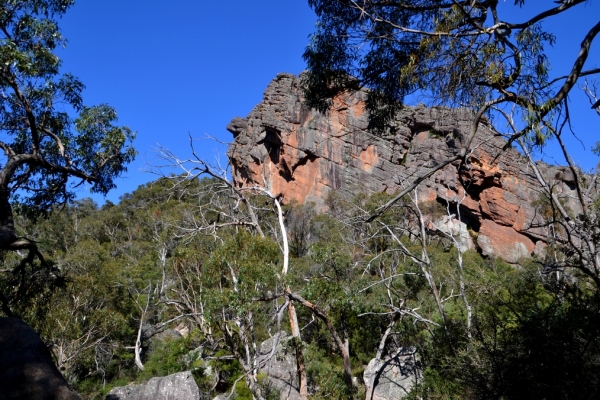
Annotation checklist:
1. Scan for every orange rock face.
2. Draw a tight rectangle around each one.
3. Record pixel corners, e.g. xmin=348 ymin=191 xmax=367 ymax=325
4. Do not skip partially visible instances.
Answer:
xmin=477 ymin=220 xmax=536 ymax=262
xmin=227 ymin=74 xmax=582 ymax=263
xmin=479 ymin=187 xmax=521 ymax=226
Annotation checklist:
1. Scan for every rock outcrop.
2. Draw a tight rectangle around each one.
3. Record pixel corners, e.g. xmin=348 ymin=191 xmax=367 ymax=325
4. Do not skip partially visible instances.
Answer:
xmin=227 ymin=73 xmax=584 ymax=263
xmin=256 ymin=332 xmax=301 ymax=400
xmin=105 ymin=371 xmax=200 ymax=400
xmin=364 ymin=348 xmax=422 ymax=400
xmin=212 ymin=332 xmax=301 ymax=400
xmin=0 ymin=317 xmax=80 ymax=400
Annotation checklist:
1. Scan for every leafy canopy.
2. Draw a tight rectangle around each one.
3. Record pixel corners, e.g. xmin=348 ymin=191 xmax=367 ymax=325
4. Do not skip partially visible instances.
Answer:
xmin=303 ymin=0 xmax=600 ymax=140
xmin=0 ymin=0 xmax=136 ymax=216
xmin=0 ymin=0 xmax=136 ymax=315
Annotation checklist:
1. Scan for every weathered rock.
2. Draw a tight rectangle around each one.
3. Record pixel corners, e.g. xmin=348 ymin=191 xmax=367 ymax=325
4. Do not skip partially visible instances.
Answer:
xmin=477 ymin=219 xmax=535 ymax=262
xmin=211 ymin=333 xmax=300 ymax=400
xmin=363 ymin=348 xmax=422 ymax=400
xmin=227 ymin=73 xmax=586 ymax=263
xmin=105 ymin=371 xmax=200 ymax=400
xmin=0 ymin=317 xmax=80 ymax=400
xmin=257 ymin=332 xmax=301 ymax=400
xmin=431 ymin=215 xmax=474 ymax=252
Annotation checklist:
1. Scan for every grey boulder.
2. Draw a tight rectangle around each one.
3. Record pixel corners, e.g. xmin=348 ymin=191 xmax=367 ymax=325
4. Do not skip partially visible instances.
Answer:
xmin=257 ymin=332 xmax=301 ymax=400
xmin=364 ymin=348 xmax=422 ymax=400
xmin=106 ymin=371 xmax=200 ymax=400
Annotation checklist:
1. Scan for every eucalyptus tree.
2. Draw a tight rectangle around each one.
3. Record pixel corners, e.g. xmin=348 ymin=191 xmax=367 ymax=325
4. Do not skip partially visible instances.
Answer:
xmin=156 ymin=146 xmax=312 ymax=399
xmin=303 ymin=0 xmax=600 ymax=217
xmin=0 ymin=0 xmax=136 ymax=311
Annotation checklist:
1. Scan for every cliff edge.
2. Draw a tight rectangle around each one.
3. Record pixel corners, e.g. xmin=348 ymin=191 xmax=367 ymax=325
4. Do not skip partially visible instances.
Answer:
xmin=227 ymin=73 xmax=583 ymax=263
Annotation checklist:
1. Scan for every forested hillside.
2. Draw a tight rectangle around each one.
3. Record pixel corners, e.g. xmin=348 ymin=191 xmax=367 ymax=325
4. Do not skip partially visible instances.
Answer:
xmin=2 ymin=1 xmax=600 ymax=399
xmin=2 ymin=175 xmax=600 ymax=399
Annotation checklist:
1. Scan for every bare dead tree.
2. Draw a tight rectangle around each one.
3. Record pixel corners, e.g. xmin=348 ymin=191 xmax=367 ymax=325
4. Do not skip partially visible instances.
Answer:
xmin=155 ymin=139 xmax=310 ymax=399
xmin=493 ymin=100 xmax=600 ymax=288
xmin=129 ymin=281 xmax=153 ymax=371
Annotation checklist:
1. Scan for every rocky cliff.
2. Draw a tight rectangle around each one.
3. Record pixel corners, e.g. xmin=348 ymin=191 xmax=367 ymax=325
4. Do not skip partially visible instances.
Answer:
xmin=227 ymin=73 xmax=583 ymax=263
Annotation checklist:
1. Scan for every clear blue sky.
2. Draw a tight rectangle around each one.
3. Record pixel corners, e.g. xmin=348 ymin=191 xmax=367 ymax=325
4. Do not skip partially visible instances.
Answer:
xmin=57 ymin=1 xmax=318 ymax=203
xmin=56 ymin=1 xmax=599 ymax=204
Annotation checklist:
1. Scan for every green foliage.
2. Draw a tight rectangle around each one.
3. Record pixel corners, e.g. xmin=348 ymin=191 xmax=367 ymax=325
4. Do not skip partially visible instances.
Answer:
xmin=285 ymin=201 xmax=317 ymax=258
xmin=410 ymin=260 xmax=600 ymax=399
xmin=405 ymin=367 xmax=464 ymax=400
xmin=458 ymin=269 xmax=600 ymax=399
xmin=0 ymin=0 xmax=136 ymax=215
xmin=8 ymin=175 xmax=600 ymax=399
xmin=304 ymin=342 xmax=355 ymax=399
xmin=203 ymin=231 xmax=280 ymax=316
xmin=303 ymin=0 xmax=573 ymax=140
xmin=0 ymin=0 xmax=137 ymax=326
xmin=139 ymin=332 xmax=204 ymax=383
xmin=74 ymin=105 xmax=137 ymax=194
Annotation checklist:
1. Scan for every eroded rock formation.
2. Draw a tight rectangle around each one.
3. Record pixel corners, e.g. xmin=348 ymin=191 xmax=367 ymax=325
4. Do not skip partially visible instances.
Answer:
xmin=364 ymin=348 xmax=422 ymax=400
xmin=227 ymin=73 xmax=583 ymax=263
xmin=256 ymin=332 xmax=301 ymax=400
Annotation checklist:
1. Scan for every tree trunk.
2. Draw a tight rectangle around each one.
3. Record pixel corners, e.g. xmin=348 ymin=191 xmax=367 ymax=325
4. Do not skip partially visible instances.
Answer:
xmin=287 ymin=298 xmax=308 ymax=399
xmin=0 ymin=187 xmax=17 ymax=249
xmin=368 ymin=313 xmax=401 ymax=400
xmin=288 ymin=292 xmax=354 ymax=391
xmin=273 ymin=196 xmax=308 ymax=399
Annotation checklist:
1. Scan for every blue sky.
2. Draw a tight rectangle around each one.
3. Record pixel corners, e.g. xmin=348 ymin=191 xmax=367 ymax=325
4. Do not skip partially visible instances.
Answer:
xmin=498 ymin=1 xmax=600 ymax=168
xmin=56 ymin=1 xmax=600 ymax=204
xmin=58 ymin=1 xmax=318 ymax=203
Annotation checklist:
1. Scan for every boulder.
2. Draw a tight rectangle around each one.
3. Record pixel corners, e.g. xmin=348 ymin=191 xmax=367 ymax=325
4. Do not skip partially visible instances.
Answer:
xmin=431 ymin=215 xmax=474 ymax=252
xmin=256 ymin=332 xmax=301 ymax=400
xmin=363 ymin=348 xmax=422 ymax=400
xmin=0 ymin=317 xmax=80 ymax=400
xmin=105 ymin=371 xmax=200 ymax=400
xmin=211 ymin=332 xmax=300 ymax=400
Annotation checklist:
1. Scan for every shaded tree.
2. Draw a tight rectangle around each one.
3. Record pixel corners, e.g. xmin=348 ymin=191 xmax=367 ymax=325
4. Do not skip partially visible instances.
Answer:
xmin=0 ymin=0 xmax=136 ymax=311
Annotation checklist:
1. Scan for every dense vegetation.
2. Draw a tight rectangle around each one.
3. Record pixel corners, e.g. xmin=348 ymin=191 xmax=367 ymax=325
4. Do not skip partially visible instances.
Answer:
xmin=0 ymin=0 xmax=136 ymax=312
xmin=2 ymin=1 xmax=600 ymax=399
xmin=2 ymin=176 xmax=600 ymax=399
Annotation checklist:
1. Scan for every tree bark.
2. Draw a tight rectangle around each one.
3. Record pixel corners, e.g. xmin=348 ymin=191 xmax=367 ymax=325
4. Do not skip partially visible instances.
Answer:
xmin=0 ymin=186 xmax=17 ymax=249
xmin=272 ymin=196 xmax=308 ymax=399
xmin=288 ymin=291 xmax=354 ymax=391
xmin=287 ymin=297 xmax=308 ymax=399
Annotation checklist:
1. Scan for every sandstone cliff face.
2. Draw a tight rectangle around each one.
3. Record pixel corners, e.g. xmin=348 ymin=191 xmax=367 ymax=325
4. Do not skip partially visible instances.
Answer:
xmin=227 ymin=73 xmax=582 ymax=263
